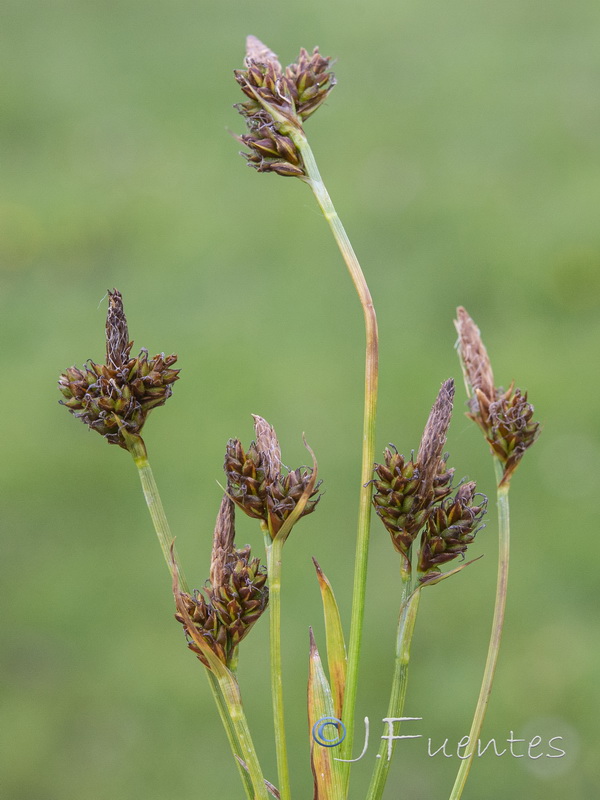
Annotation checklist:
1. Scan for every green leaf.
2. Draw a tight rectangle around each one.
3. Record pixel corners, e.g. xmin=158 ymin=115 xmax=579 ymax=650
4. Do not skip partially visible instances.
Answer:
xmin=313 ymin=558 xmax=347 ymax=719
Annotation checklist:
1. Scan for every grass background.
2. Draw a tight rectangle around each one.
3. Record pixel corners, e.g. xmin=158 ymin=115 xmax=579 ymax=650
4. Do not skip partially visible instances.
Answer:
xmin=1 ymin=1 xmax=599 ymax=797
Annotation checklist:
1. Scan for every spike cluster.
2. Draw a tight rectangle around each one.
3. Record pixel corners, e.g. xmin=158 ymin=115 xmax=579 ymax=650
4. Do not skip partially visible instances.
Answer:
xmin=58 ymin=290 xmax=179 ymax=449
xmin=224 ymin=415 xmax=321 ymax=539
xmin=372 ymin=447 xmax=454 ymax=558
xmin=175 ymin=497 xmax=268 ymax=669
xmin=455 ymin=307 xmax=540 ymax=484
xmin=418 ymin=482 xmax=487 ymax=573
xmin=234 ymin=36 xmax=335 ymax=177
xmin=373 ymin=380 xmax=486 ymax=579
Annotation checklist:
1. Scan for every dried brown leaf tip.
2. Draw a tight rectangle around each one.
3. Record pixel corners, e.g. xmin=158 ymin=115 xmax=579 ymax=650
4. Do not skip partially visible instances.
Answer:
xmin=175 ymin=496 xmax=268 ymax=669
xmin=455 ymin=307 xmax=540 ymax=485
xmin=58 ymin=289 xmax=179 ymax=449
xmin=234 ymin=35 xmax=335 ymax=177
xmin=224 ymin=415 xmax=321 ymax=540
xmin=373 ymin=379 xmax=486 ymax=580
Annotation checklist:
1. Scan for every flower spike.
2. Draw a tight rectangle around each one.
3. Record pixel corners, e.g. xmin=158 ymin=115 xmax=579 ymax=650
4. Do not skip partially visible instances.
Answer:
xmin=234 ymin=37 xmax=335 ymax=178
xmin=455 ymin=307 xmax=540 ymax=485
xmin=58 ymin=289 xmax=179 ymax=449
xmin=224 ymin=415 xmax=321 ymax=540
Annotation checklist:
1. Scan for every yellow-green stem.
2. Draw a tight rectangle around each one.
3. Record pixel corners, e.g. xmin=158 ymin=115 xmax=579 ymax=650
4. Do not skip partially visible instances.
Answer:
xmin=366 ymin=575 xmax=421 ymax=800
xmin=448 ymin=458 xmax=510 ymax=800
xmin=266 ymin=537 xmax=291 ymax=800
xmin=296 ymin=136 xmax=379 ymax=789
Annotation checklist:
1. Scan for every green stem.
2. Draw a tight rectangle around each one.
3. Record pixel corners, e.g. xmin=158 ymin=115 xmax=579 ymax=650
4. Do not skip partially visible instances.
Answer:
xmin=266 ymin=537 xmax=291 ymax=800
xmin=448 ymin=458 xmax=510 ymax=800
xmin=217 ymin=669 xmax=271 ymax=800
xmin=366 ymin=575 xmax=421 ymax=800
xmin=125 ymin=433 xmax=189 ymax=594
xmin=124 ymin=433 xmax=263 ymax=799
xmin=206 ymin=670 xmax=255 ymax=800
xmin=296 ymin=136 xmax=379 ymax=787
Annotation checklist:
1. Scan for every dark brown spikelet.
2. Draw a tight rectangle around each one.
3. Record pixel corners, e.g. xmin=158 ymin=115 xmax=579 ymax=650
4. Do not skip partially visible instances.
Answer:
xmin=224 ymin=415 xmax=321 ymax=539
xmin=58 ymin=289 xmax=179 ymax=448
xmin=417 ymin=482 xmax=487 ymax=578
xmin=372 ymin=447 xmax=425 ymax=564
xmin=175 ymin=551 xmax=269 ymax=668
xmin=234 ymin=36 xmax=335 ymax=177
xmin=283 ymin=46 xmax=337 ymax=121
xmin=175 ymin=497 xmax=269 ymax=669
xmin=224 ymin=438 xmax=269 ymax=522
xmin=372 ymin=381 xmax=456 ymax=570
xmin=455 ymin=307 xmax=540 ymax=484
xmin=487 ymin=387 xmax=539 ymax=483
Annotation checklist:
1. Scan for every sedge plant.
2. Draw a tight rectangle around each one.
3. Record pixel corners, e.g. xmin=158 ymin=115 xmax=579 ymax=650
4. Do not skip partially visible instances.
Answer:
xmin=57 ymin=37 xmax=540 ymax=800
xmin=448 ymin=307 xmax=540 ymax=800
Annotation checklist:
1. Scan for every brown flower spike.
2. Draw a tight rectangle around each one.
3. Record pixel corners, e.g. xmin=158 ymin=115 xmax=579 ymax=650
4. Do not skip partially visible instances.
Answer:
xmin=373 ymin=379 xmax=486 ymax=578
xmin=418 ymin=482 xmax=487 ymax=574
xmin=234 ymin=36 xmax=335 ymax=177
xmin=224 ymin=415 xmax=321 ymax=540
xmin=455 ymin=307 xmax=540 ymax=485
xmin=175 ymin=496 xmax=269 ymax=669
xmin=58 ymin=290 xmax=179 ymax=448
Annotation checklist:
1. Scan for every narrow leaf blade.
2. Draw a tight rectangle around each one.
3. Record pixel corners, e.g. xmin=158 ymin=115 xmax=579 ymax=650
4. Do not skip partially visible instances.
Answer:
xmin=308 ymin=629 xmax=345 ymax=800
xmin=313 ymin=558 xmax=347 ymax=718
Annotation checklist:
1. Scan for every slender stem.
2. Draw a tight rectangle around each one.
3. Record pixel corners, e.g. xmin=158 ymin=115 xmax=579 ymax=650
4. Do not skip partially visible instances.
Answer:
xmin=266 ymin=537 xmax=291 ymax=800
xmin=296 ymin=136 xmax=379 ymax=784
xmin=124 ymin=434 xmax=261 ymax=798
xmin=125 ymin=434 xmax=189 ymax=594
xmin=448 ymin=459 xmax=510 ymax=800
xmin=217 ymin=669 xmax=271 ymax=800
xmin=366 ymin=576 xmax=421 ymax=800
xmin=206 ymin=670 xmax=255 ymax=800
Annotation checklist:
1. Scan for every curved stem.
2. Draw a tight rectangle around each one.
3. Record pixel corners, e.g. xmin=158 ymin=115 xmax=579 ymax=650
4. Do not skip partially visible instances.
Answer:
xmin=266 ymin=537 xmax=291 ymax=800
xmin=448 ymin=459 xmax=510 ymax=800
xmin=366 ymin=576 xmax=421 ymax=800
xmin=296 ymin=136 xmax=379 ymax=788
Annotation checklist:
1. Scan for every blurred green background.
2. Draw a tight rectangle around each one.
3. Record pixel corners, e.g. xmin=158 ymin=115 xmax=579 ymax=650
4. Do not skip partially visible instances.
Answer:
xmin=2 ymin=1 xmax=599 ymax=798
